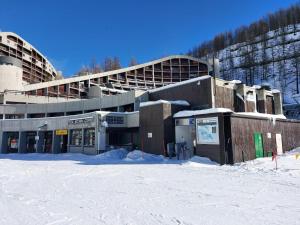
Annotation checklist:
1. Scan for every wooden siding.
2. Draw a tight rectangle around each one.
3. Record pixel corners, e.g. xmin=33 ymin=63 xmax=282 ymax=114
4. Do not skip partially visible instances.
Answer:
xmin=230 ymin=115 xmax=300 ymax=163
xmin=149 ymin=77 xmax=213 ymax=109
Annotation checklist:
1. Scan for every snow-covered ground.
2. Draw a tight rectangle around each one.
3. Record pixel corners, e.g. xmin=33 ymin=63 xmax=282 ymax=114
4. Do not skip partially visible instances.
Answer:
xmin=0 ymin=149 xmax=299 ymax=225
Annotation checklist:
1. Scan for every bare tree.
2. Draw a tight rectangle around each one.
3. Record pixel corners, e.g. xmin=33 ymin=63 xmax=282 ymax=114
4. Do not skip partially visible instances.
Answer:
xmin=90 ymin=58 xmax=102 ymax=74
xmin=55 ymin=71 xmax=64 ymax=80
xmin=103 ymin=57 xmax=113 ymax=72
xmin=112 ymin=57 xmax=121 ymax=70
xmin=77 ymin=65 xmax=90 ymax=76
xmin=129 ymin=57 xmax=138 ymax=67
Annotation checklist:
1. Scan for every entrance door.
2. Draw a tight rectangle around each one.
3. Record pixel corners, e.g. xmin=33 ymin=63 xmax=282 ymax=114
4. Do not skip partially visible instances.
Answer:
xmin=26 ymin=132 xmax=36 ymax=153
xmin=44 ymin=132 xmax=53 ymax=153
xmin=61 ymin=135 xmax=68 ymax=153
xmin=254 ymin=132 xmax=264 ymax=158
xmin=224 ymin=115 xmax=233 ymax=164
xmin=275 ymin=133 xmax=283 ymax=155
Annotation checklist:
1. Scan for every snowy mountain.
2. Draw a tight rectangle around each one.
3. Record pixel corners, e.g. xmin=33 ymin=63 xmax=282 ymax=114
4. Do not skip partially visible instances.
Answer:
xmin=215 ymin=24 xmax=300 ymax=104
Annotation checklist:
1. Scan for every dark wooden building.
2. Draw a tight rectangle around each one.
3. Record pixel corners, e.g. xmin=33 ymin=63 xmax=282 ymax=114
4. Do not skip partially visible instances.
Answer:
xmin=174 ymin=110 xmax=300 ymax=164
xmin=139 ymin=75 xmax=286 ymax=163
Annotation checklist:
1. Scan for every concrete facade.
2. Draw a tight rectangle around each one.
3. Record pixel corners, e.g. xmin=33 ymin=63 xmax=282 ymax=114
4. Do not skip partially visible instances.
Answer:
xmin=0 ymin=64 xmax=23 ymax=92
xmin=0 ymin=111 xmax=139 ymax=155
xmin=0 ymin=32 xmax=57 ymax=83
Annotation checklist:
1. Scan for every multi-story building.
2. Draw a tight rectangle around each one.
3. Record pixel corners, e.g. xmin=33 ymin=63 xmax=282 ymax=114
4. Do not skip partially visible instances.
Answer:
xmin=0 ymin=32 xmax=297 ymax=165
xmin=23 ymin=55 xmax=209 ymax=99
xmin=0 ymin=32 xmax=57 ymax=85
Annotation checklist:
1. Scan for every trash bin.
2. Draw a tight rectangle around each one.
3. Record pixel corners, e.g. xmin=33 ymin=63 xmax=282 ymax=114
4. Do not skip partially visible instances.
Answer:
xmin=175 ymin=142 xmax=187 ymax=160
xmin=167 ymin=143 xmax=174 ymax=159
xmin=175 ymin=143 xmax=181 ymax=160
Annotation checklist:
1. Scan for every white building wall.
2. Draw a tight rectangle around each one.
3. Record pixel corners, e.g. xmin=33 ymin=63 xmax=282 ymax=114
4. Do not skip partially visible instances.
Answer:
xmin=0 ymin=65 xmax=23 ymax=92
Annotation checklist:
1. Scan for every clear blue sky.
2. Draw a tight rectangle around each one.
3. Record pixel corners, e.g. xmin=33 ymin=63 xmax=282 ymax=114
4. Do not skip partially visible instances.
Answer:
xmin=0 ymin=0 xmax=298 ymax=76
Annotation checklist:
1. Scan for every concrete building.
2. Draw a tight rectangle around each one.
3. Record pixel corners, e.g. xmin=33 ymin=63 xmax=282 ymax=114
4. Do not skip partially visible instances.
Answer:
xmin=0 ymin=32 xmax=297 ymax=164
xmin=0 ymin=111 xmax=139 ymax=155
xmin=0 ymin=32 xmax=57 ymax=84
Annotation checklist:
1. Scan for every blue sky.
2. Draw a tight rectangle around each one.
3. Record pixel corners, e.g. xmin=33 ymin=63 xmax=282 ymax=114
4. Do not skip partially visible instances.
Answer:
xmin=0 ymin=0 xmax=298 ymax=76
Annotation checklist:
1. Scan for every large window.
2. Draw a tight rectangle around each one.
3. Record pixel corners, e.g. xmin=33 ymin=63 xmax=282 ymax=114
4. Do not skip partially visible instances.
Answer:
xmin=84 ymin=128 xmax=95 ymax=146
xmin=70 ymin=129 xmax=82 ymax=146
xmin=106 ymin=116 xmax=124 ymax=125
xmin=196 ymin=117 xmax=219 ymax=145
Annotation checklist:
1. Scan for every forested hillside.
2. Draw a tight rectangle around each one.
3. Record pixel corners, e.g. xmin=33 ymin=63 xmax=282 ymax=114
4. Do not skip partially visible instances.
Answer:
xmin=189 ymin=3 xmax=300 ymax=104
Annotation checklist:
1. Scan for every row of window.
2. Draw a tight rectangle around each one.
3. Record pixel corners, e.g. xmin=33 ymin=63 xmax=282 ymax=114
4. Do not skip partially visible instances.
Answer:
xmin=70 ymin=128 xmax=95 ymax=146
xmin=106 ymin=116 xmax=124 ymax=124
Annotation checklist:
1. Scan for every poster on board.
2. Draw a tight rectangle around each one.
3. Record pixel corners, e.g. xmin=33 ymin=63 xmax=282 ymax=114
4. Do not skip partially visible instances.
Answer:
xmin=196 ymin=117 xmax=219 ymax=145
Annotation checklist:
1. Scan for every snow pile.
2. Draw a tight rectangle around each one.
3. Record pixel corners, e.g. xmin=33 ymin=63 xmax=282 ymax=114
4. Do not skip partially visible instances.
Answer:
xmin=185 ymin=156 xmax=218 ymax=167
xmin=140 ymin=100 xmax=190 ymax=108
xmin=124 ymin=150 xmax=165 ymax=162
xmin=96 ymin=148 xmax=128 ymax=161
xmin=174 ymin=108 xmax=233 ymax=118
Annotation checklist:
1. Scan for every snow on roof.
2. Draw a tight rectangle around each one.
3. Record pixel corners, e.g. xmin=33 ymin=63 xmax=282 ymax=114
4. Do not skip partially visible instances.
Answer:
xmin=173 ymin=108 xmax=286 ymax=121
xmin=230 ymin=80 xmax=242 ymax=84
xmin=271 ymin=89 xmax=280 ymax=94
xmin=149 ymin=75 xmax=211 ymax=93
xmin=140 ymin=100 xmax=190 ymax=108
xmin=234 ymin=112 xmax=286 ymax=119
xmin=252 ymin=85 xmax=261 ymax=89
xmin=173 ymin=108 xmax=233 ymax=118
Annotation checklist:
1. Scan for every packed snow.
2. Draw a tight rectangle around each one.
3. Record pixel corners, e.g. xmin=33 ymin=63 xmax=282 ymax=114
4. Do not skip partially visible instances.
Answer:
xmin=0 ymin=149 xmax=299 ymax=225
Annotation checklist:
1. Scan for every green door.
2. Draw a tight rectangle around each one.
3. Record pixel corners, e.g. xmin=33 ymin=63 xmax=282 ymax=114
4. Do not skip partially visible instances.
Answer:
xmin=254 ymin=132 xmax=264 ymax=158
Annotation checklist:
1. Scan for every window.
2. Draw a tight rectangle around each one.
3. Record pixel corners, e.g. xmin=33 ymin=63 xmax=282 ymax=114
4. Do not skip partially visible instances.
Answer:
xmin=70 ymin=129 xmax=82 ymax=146
xmin=84 ymin=128 xmax=95 ymax=146
xmin=106 ymin=116 xmax=124 ymax=125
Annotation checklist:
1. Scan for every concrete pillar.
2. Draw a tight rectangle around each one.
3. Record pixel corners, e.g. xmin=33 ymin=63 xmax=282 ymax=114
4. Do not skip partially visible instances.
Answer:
xmin=67 ymin=129 xmax=70 ymax=153
xmin=98 ymin=127 xmax=106 ymax=152
xmin=52 ymin=131 xmax=61 ymax=154
xmin=18 ymin=131 xmax=27 ymax=153
xmin=81 ymin=128 xmax=84 ymax=153
xmin=273 ymin=92 xmax=283 ymax=115
xmin=36 ymin=131 xmax=45 ymax=153
xmin=1 ymin=132 xmax=8 ymax=154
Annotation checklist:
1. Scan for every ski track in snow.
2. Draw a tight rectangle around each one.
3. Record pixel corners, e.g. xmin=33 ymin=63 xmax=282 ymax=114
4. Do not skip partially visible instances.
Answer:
xmin=0 ymin=151 xmax=299 ymax=225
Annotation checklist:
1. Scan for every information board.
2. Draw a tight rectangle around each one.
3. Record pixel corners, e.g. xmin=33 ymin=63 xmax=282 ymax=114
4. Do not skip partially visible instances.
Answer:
xmin=196 ymin=117 xmax=219 ymax=145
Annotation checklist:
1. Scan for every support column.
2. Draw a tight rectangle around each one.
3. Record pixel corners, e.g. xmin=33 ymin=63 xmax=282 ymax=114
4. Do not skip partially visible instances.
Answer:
xmin=98 ymin=126 xmax=106 ymax=152
xmin=67 ymin=129 xmax=70 ymax=153
xmin=1 ymin=132 xmax=7 ymax=154
xmin=273 ymin=92 xmax=283 ymax=115
xmin=52 ymin=131 xmax=61 ymax=154
xmin=18 ymin=131 xmax=27 ymax=153
xmin=36 ymin=131 xmax=45 ymax=153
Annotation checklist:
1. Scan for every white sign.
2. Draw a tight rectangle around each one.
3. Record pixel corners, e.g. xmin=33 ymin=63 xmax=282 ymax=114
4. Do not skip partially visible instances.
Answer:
xmin=196 ymin=117 xmax=219 ymax=145
xmin=276 ymin=133 xmax=283 ymax=155
xmin=147 ymin=133 xmax=152 ymax=138
xmin=267 ymin=133 xmax=272 ymax=139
